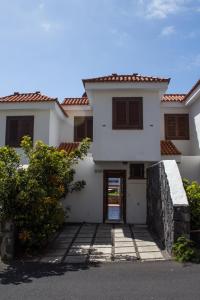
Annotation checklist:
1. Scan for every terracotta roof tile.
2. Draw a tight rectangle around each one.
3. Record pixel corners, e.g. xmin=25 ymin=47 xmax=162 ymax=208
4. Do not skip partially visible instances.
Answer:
xmin=161 ymin=140 xmax=181 ymax=155
xmin=0 ymin=91 xmax=57 ymax=103
xmin=162 ymin=94 xmax=186 ymax=103
xmin=0 ymin=91 xmax=68 ymax=117
xmin=58 ymin=142 xmax=79 ymax=154
xmin=83 ymin=73 xmax=170 ymax=85
xmin=62 ymin=97 xmax=89 ymax=105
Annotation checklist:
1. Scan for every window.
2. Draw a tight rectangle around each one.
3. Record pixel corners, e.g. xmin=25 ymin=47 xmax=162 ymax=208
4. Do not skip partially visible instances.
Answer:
xmin=6 ymin=116 xmax=34 ymax=147
xmin=165 ymin=114 xmax=189 ymax=140
xmin=130 ymin=164 xmax=144 ymax=179
xmin=112 ymin=97 xmax=143 ymax=129
xmin=74 ymin=116 xmax=93 ymax=142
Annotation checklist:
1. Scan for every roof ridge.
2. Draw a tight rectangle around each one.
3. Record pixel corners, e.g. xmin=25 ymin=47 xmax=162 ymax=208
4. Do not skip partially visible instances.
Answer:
xmin=164 ymin=93 xmax=186 ymax=95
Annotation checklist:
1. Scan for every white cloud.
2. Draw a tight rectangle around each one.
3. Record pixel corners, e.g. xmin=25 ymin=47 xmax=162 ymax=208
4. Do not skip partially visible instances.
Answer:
xmin=39 ymin=2 xmax=45 ymax=10
xmin=41 ymin=22 xmax=51 ymax=32
xmin=138 ymin=0 xmax=190 ymax=19
xmin=161 ymin=25 xmax=175 ymax=36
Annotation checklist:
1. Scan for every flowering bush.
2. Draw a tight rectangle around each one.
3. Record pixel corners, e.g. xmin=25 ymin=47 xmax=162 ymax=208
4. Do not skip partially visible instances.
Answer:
xmin=183 ymin=179 xmax=200 ymax=230
xmin=0 ymin=136 xmax=90 ymax=252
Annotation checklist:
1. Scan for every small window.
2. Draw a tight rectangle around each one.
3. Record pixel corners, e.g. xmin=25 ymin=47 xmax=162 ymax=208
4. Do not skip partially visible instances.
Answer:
xmin=74 ymin=116 xmax=93 ymax=142
xmin=130 ymin=164 xmax=144 ymax=179
xmin=165 ymin=114 xmax=189 ymax=140
xmin=6 ymin=116 xmax=34 ymax=147
xmin=112 ymin=97 xmax=143 ymax=130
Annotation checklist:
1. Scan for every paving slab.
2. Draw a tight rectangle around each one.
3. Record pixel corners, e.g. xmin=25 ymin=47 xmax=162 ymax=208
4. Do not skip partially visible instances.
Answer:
xmin=115 ymin=241 xmax=134 ymax=247
xmin=89 ymin=255 xmax=112 ymax=262
xmin=91 ymin=247 xmax=112 ymax=255
xmin=93 ymin=242 xmax=112 ymax=248
xmin=138 ymin=245 xmax=160 ymax=252
xmin=68 ymin=248 xmax=89 ymax=255
xmin=45 ymin=248 xmax=67 ymax=255
xmin=74 ymin=238 xmax=92 ymax=243
xmin=139 ymin=251 xmax=164 ymax=260
xmin=115 ymin=247 xmax=136 ymax=254
xmin=115 ymin=237 xmax=133 ymax=242
xmin=64 ymin=255 xmax=88 ymax=264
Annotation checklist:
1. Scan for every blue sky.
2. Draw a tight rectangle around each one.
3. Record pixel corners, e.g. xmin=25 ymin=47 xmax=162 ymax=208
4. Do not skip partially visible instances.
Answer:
xmin=0 ymin=0 xmax=199 ymax=101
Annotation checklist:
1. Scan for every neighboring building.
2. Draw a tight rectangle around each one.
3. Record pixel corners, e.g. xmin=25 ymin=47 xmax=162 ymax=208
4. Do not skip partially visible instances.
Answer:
xmin=0 ymin=74 xmax=200 ymax=224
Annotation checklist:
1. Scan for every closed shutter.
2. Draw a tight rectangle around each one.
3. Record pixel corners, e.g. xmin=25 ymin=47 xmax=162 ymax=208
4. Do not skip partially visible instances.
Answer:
xmin=129 ymin=98 xmax=143 ymax=129
xmin=74 ymin=117 xmax=86 ymax=142
xmin=6 ymin=118 xmax=19 ymax=147
xmin=6 ymin=116 xmax=34 ymax=147
xmin=177 ymin=115 xmax=189 ymax=139
xmin=113 ymin=99 xmax=127 ymax=129
xmin=113 ymin=97 xmax=143 ymax=129
xmin=165 ymin=114 xmax=189 ymax=140
xmin=86 ymin=117 xmax=93 ymax=140
xmin=74 ymin=116 xmax=93 ymax=142
xmin=165 ymin=115 xmax=176 ymax=139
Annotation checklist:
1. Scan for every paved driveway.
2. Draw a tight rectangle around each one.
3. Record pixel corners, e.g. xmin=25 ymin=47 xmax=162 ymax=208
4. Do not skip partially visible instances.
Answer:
xmin=38 ymin=224 xmax=166 ymax=264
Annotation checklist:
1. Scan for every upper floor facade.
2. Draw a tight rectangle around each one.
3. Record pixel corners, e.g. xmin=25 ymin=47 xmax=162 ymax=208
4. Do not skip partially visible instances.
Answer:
xmin=0 ymin=74 xmax=200 ymax=162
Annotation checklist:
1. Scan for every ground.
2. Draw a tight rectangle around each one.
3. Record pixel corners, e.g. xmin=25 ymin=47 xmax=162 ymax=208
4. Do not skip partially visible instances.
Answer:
xmin=0 ymin=261 xmax=200 ymax=299
xmin=38 ymin=223 xmax=166 ymax=263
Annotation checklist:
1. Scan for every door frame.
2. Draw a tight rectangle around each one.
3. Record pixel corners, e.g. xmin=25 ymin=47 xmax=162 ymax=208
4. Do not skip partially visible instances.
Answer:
xmin=103 ymin=170 xmax=126 ymax=223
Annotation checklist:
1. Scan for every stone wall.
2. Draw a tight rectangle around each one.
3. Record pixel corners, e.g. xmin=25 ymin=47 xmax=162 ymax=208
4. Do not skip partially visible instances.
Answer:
xmin=0 ymin=221 xmax=15 ymax=262
xmin=147 ymin=160 xmax=190 ymax=254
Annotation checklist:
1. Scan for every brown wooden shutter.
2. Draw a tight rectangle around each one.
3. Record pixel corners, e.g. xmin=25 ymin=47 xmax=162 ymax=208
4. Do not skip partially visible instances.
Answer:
xmin=129 ymin=98 xmax=143 ymax=129
xmin=113 ymin=97 xmax=143 ymax=129
xmin=165 ymin=114 xmax=189 ymax=140
xmin=113 ymin=99 xmax=127 ymax=129
xmin=130 ymin=164 xmax=144 ymax=179
xmin=74 ymin=117 xmax=86 ymax=142
xmin=165 ymin=115 xmax=176 ymax=139
xmin=177 ymin=115 xmax=189 ymax=139
xmin=86 ymin=117 xmax=93 ymax=141
xmin=6 ymin=118 xmax=19 ymax=147
xmin=6 ymin=116 xmax=34 ymax=147
xmin=19 ymin=116 xmax=34 ymax=143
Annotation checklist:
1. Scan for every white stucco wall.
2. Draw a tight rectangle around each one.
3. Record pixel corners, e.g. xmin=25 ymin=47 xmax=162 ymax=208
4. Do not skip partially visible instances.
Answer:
xmin=89 ymin=89 xmax=161 ymax=161
xmin=188 ymin=95 xmax=200 ymax=156
xmin=180 ymin=156 xmax=200 ymax=182
xmin=0 ymin=109 xmax=50 ymax=146
xmin=59 ymin=107 xmax=93 ymax=143
xmin=163 ymin=160 xmax=188 ymax=206
xmin=160 ymin=103 xmax=191 ymax=155
xmin=62 ymin=158 xmax=147 ymax=224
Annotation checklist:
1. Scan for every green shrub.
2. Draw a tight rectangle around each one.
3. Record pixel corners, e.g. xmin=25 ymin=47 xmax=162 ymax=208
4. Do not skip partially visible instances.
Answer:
xmin=172 ymin=236 xmax=200 ymax=263
xmin=0 ymin=136 xmax=90 ymax=252
xmin=183 ymin=179 xmax=200 ymax=230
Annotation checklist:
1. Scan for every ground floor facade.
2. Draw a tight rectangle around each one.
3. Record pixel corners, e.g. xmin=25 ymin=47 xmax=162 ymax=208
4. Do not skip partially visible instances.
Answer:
xmin=62 ymin=154 xmax=200 ymax=224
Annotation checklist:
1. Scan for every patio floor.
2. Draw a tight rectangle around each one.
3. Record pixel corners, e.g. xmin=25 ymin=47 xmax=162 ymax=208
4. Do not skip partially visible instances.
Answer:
xmin=38 ymin=224 xmax=166 ymax=264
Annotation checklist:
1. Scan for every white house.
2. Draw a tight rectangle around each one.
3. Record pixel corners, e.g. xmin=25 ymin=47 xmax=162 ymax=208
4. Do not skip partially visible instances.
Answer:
xmin=0 ymin=74 xmax=200 ymax=225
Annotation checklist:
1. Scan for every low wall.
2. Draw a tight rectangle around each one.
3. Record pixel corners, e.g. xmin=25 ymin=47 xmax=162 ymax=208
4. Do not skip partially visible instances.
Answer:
xmin=0 ymin=221 xmax=15 ymax=262
xmin=147 ymin=160 xmax=190 ymax=254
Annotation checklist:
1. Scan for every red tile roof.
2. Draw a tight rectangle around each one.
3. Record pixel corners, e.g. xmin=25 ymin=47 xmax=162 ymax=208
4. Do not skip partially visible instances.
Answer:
xmin=83 ymin=74 xmax=170 ymax=85
xmin=162 ymin=94 xmax=186 ymax=103
xmin=161 ymin=140 xmax=181 ymax=155
xmin=0 ymin=92 xmax=68 ymax=117
xmin=62 ymin=97 xmax=89 ymax=105
xmin=184 ymin=79 xmax=200 ymax=102
xmin=58 ymin=142 xmax=79 ymax=154
xmin=0 ymin=91 xmax=57 ymax=103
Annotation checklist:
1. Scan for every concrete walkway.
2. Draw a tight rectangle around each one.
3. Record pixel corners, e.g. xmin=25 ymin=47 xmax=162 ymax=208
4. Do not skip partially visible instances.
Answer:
xmin=39 ymin=224 xmax=165 ymax=264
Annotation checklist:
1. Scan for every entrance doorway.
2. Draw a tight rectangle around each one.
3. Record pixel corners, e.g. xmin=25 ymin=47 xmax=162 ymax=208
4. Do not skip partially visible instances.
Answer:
xmin=103 ymin=170 xmax=126 ymax=223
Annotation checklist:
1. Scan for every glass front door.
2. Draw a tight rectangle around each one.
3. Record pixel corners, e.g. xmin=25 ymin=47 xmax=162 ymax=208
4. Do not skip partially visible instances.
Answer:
xmin=104 ymin=171 xmax=126 ymax=223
